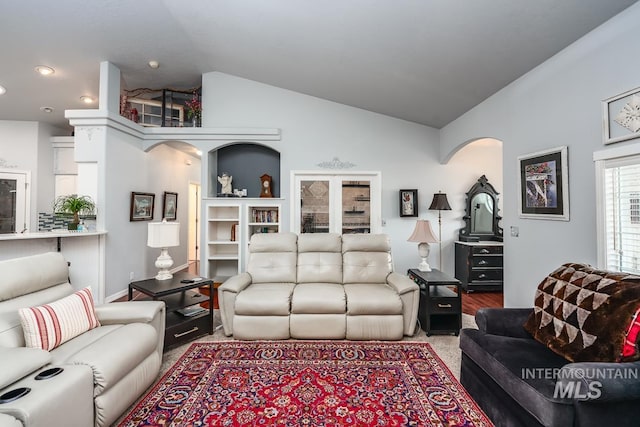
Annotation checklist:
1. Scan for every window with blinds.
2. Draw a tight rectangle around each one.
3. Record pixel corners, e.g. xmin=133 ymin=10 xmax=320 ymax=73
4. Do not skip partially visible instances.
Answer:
xmin=602 ymin=155 xmax=640 ymax=274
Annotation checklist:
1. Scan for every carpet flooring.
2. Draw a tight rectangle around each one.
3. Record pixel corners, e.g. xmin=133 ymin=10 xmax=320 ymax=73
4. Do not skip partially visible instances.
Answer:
xmin=118 ymin=338 xmax=490 ymax=426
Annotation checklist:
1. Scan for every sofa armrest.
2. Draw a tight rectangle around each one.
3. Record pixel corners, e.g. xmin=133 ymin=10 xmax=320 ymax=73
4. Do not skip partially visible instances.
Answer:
xmin=0 ymin=347 xmax=52 ymax=389
xmin=95 ymin=301 xmax=164 ymax=325
xmin=387 ymin=272 xmax=420 ymax=336
xmin=475 ymin=307 xmax=533 ymax=338
xmin=219 ymin=273 xmax=253 ymax=336
xmin=219 ymin=273 xmax=252 ymax=293
xmin=95 ymin=301 xmax=166 ymax=356
xmin=558 ymin=361 xmax=640 ymax=402
xmin=386 ymin=272 xmax=419 ymax=295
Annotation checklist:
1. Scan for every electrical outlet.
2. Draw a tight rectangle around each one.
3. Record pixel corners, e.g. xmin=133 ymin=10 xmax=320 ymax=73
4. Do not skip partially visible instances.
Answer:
xmin=381 ymin=218 xmax=387 ymax=226
xmin=129 ymin=272 xmax=135 ymax=280
xmin=510 ymin=226 xmax=519 ymax=237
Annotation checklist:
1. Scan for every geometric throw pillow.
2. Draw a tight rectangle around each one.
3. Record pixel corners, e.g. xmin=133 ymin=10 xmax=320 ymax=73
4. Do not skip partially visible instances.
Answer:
xmin=523 ymin=263 xmax=640 ymax=363
xmin=19 ymin=287 xmax=100 ymax=351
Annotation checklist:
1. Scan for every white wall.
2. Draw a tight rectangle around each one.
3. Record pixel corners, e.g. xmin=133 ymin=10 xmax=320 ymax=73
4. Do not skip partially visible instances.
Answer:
xmin=98 ymin=129 xmax=201 ymax=299
xmin=202 ymin=72 xmax=502 ymax=275
xmin=0 ymin=120 xmax=65 ymax=230
xmin=440 ymin=3 xmax=640 ymax=307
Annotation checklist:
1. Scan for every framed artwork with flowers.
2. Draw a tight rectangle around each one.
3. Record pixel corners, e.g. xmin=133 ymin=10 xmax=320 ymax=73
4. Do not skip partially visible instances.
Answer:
xmin=517 ymin=146 xmax=569 ymax=221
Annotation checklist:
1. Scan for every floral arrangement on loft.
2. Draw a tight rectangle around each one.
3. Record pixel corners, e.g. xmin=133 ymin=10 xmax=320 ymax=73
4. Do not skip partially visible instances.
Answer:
xmin=119 ymin=86 xmax=201 ymax=128
xmin=185 ymin=92 xmax=202 ymax=127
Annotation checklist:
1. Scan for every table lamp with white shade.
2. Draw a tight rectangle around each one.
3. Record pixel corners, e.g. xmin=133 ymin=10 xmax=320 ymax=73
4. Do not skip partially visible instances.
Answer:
xmin=407 ymin=219 xmax=439 ymax=272
xmin=147 ymin=220 xmax=180 ymax=280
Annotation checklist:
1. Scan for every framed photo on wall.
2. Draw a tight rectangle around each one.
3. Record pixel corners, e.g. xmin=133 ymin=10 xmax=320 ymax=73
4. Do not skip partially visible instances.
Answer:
xmin=517 ymin=146 xmax=569 ymax=221
xmin=399 ymin=189 xmax=418 ymax=217
xmin=130 ymin=192 xmax=155 ymax=221
xmin=603 ymin=86 xmax=640 ymax=145
xmin=162 ymin=192 xmax=178 ymax=221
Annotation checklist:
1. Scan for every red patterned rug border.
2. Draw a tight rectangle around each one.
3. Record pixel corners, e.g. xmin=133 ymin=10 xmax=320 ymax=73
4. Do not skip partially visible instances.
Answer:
xmin=120 ymin=340 xmax=492 ymax=426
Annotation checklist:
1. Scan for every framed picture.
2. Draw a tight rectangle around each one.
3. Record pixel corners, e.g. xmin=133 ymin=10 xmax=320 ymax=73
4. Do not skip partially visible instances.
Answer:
xmin=162 ymin=192 xmax=178 ymax=221
xmin=517 ymin=146 xmax=569 ymax=221
xmin=130 ymin=192 xmax=155 ymax=221
xmin=603 ymin=86 xmax=640 ymax=145
xmin=399 ymin=189 xmax=418 ymax=217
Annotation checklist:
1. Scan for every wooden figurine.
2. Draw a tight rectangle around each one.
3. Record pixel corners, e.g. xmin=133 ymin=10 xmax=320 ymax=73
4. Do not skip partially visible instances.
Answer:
xmin=260 ymin=174 xmax=273 ymax=198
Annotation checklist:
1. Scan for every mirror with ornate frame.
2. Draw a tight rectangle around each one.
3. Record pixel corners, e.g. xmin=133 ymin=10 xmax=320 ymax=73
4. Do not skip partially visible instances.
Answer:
xmin=459 ymin=175 xmax=503 ymax=242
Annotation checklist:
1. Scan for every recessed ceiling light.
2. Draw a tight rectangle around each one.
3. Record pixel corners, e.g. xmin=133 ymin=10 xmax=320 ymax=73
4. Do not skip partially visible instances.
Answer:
xmin=148 ymin=60 xmax=159 ymax=69
xmin=80 ymin=96 xmax=95 ymax=104
xmin=40 ymin=106 xmax=54 ymax=113
xmin=0 ymin=85 xmax=6 ymax=95
xmin=34 ymin=65 xmax=55 ymax=76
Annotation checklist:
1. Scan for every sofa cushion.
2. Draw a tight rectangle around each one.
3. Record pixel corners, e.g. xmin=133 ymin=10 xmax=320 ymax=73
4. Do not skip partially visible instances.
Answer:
xmin=247 ymin=232 xmax=298 ymax=283
xmin=234 ymin=283 xmax=295 ymax=315
xmin=343 ymin=253 xmax=392 ymax=284
xmin=344 ymin=283 xmax=402 ymax=315
xmin=342 ymin=234 xmax=392 ymax=284
xmin=297 ymin=252 xmax=343 ymax=283
xmin=19 ymin=287 xmax=100 ymax=351
xmin=291 ymin=283 xmax=346 ymax=314
xmin=523 ymin=263 xmax=640 ymax=362
xmin=460 ymin=328 xmax=574 ymax=426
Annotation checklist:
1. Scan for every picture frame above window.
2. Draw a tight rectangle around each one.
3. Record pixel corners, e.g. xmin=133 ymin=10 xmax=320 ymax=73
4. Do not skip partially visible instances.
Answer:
xmin=603 ymin=86 xmax=640 ymax=145
xmin=162 ymin=191 xmax=178 ymax=221
xmin=399 ymin=189 xmax=418 ymax=217
xmin=130 ymin=192 xmax=155 ymax=221
xmin=517 ymin=146 xmax=569 ymax=221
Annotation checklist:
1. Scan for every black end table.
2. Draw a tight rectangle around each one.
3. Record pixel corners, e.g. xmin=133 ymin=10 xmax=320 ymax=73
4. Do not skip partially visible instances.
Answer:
xmin=129 ymin=272 xmax=214 ymax=349
xmin=408 ymin=268 xmax=462 ymax=336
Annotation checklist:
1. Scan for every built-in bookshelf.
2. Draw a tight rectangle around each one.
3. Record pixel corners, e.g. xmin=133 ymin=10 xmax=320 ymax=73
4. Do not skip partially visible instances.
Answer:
xmin=247 ymin=204 xmax=280 ymax=237
xmin=203 ymin=199 xmax=282 ymax=279
xmin=204 ymin=202 xmax=240 ymax=282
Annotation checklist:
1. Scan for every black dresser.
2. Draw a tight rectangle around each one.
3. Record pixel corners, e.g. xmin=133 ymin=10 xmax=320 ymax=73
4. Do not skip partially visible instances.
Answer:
xmin=455 ymin=241 xmax=503 ymax=292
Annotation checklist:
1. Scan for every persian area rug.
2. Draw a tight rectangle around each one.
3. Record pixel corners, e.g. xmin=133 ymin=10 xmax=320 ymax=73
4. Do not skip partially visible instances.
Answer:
xmin=118 ymin=341 xmax=492 ymax=427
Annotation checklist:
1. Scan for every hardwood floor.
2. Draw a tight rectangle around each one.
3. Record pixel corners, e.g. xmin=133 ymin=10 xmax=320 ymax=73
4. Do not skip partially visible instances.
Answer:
xmin=462 ymin=291 xmax=503 ymax=316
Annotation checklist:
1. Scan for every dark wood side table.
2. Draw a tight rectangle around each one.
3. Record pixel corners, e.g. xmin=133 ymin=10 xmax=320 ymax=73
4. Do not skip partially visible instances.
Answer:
xmin=407 ymin=268 xmax=462 ymax=336
xmin=129 ymin=272 xmax=214 ymax=349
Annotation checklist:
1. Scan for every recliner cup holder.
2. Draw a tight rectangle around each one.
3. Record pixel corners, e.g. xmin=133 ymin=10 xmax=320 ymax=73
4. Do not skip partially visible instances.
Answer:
xmin=35 ymin=367 xmax=64 ymax=380
xmin=0 ymin=387 xmax=31 ymax=404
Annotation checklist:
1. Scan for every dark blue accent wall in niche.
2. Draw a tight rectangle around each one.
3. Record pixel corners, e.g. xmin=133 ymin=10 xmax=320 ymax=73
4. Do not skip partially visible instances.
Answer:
xmin=213 ymin=143 xmax=280 ymax=198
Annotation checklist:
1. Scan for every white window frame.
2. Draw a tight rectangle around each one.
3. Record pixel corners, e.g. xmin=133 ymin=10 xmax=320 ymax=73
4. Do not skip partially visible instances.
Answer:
xmin=595 ymin=142 xmax=640 ymax=270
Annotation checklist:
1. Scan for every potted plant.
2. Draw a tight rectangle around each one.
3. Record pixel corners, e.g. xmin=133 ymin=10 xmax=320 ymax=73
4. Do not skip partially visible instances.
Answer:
xmin=53 ymin=194 xmax=96 ymax=230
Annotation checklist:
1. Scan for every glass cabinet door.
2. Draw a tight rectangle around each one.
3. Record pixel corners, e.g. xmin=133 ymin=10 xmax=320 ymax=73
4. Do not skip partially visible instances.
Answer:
xmin=299 ymin=178 xmax=332 ymax=233
xmin=293 ymin=172 xmax=381 ymax=234
xmin=0 ymin=172 xmax=26 ymax=234
xmin=341 ymin=180 xmax=371 ymax=234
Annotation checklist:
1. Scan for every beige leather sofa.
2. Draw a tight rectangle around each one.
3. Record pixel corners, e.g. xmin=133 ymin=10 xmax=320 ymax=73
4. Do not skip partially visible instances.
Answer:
xmin=0 ymin=252 xmax=165 ymax=427
xmin=219 ymin=233 xmax=419 ymax=340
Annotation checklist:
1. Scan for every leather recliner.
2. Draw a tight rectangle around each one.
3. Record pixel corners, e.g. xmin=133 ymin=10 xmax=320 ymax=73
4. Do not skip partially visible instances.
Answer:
xmin=219 ymin=232 xmax=419 ymax=340
xmin=0 ymin=252 xmax=165 ymax=427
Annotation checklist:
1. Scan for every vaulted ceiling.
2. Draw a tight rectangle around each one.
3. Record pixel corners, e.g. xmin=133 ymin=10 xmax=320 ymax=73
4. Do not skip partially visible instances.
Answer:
xmin=0 ymin=0 xmax=637 ymax=131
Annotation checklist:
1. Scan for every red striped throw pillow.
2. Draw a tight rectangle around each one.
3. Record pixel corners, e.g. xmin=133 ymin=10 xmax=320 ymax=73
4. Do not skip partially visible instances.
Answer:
xmin=19 ymin=287 xmax=100 ymax=351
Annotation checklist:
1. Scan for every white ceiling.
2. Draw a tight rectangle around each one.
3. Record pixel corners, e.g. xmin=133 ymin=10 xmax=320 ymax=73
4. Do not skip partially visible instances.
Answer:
xmin=0 ymin=0 xmax=637 ymax=131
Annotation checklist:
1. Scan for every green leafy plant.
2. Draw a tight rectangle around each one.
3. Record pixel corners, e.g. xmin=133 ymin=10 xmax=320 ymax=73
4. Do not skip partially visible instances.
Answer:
xmin=53 ymin=194 xmax=96 ymax=229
